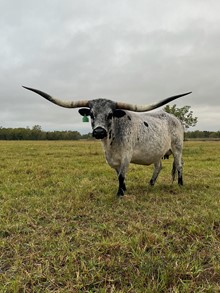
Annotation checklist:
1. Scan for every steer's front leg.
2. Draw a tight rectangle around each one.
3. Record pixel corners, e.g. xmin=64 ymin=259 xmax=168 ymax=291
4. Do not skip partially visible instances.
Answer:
xmin=115 ymin=158 xmax=130 ymax=197
xmin=117 ymin=174 xmax=126 ymax=196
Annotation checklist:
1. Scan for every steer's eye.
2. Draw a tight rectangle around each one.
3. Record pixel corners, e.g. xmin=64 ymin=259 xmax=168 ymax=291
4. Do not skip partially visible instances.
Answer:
xmin=107 ymin=113 xmax=113 ymax=120
xmin=90 ymin=112 xmax=94 ymax=120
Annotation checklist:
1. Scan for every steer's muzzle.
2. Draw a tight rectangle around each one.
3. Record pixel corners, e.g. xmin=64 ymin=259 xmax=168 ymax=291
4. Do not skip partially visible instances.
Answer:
xmin=92 ymin=127 xmax=107 ymax=139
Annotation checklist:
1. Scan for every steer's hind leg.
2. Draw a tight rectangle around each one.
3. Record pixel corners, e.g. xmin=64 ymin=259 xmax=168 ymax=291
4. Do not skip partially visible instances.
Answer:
xmin=176 ymin=157 xmax=183 ymax=186
xmin=172 ymin=152 xmax=183 ymax=185
xmin=171 ymin=161 xmax=176 ymax=182
xmin=149 ymin=160 xmax=162 ymax=186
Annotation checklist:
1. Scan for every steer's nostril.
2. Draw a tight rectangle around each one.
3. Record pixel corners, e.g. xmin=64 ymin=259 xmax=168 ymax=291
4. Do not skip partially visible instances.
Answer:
xmin=92 ymin=127 xmax=107 ymax=139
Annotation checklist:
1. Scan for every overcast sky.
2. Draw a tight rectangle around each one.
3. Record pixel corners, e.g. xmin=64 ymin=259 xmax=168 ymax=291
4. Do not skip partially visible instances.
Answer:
xmin=1 ymin=0 xmax=220 ymax=133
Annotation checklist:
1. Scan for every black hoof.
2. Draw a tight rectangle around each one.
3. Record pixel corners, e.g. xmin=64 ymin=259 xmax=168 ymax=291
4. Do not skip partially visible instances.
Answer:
xmin=178 ymin=178 xmax=183 ymax=185
xmin=149 ymin=179 xmax=155 ymax=186
xmin=117 ymin=188 xmax=125 ymax=197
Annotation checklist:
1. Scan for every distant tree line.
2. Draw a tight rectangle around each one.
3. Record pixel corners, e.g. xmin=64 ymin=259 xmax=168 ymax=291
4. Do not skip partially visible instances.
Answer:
xmin=0 ymin=125 xmax=219 ymax=141
xmin=0 ymin=125 xmax=92 ymax=140
xmin=185 ymin=130 xmax=220 ymax=139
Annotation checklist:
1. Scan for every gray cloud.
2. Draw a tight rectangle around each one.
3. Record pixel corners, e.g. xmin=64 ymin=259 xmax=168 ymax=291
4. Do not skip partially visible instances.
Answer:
xmin=1 ymin=0 xmax=220 ymax=132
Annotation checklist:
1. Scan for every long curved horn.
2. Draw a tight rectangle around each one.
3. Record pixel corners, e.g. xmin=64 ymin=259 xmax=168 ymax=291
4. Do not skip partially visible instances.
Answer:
xmin=22 ymin=86 xmax=90 ymax=108
xmin=116 ymin=92 xmax=192 ymax=112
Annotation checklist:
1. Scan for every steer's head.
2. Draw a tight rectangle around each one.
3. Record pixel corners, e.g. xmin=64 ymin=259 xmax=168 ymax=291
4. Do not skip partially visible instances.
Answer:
xmin=78 ymin=99 xmax=126 ymax=139
xmin=22 ymin=86 xmax=191 ymax=139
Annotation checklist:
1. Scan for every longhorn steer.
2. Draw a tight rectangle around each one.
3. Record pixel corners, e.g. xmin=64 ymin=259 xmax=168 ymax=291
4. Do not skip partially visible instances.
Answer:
xmin=23 ymin=86 xmax=191 ymax=196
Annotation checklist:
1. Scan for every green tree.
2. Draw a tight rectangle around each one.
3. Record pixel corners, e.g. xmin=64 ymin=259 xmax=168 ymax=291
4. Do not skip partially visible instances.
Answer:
xmin=31 ymin=125 xmax=46 ymax=140
xmin=163 ymin=104 xmax=198 ymax=130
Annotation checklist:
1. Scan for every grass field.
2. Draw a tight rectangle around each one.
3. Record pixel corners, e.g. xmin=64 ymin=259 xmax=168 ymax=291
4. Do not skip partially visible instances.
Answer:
xmin=0 ymin=140 xmax=220 ymax=292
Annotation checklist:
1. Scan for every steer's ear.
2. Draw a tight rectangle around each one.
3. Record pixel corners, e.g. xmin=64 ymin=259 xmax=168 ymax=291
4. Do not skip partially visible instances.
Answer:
xmin=78 ymin=108 xmax=91 ymax=116
xmin=113 ymin=109 xmax=126 ymax=118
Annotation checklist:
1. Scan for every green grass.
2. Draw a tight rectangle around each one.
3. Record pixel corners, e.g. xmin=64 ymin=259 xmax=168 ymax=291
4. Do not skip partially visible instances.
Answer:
xmin=0 ymin=140 xmax=220 ymax=292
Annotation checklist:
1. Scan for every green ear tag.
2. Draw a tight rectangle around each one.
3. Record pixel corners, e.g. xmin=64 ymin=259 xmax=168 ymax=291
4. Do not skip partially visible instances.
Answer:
xmin=82 ymin=115 xmax=89 ymax=122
